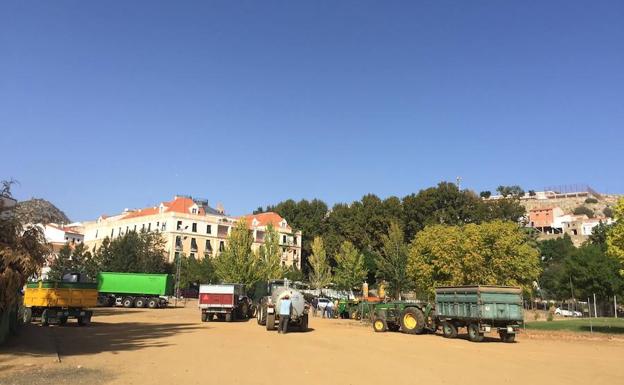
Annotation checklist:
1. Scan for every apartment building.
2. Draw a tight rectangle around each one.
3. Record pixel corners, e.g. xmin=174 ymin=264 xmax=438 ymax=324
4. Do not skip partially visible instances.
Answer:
xmin=81 ymin=196 xmax=302 ymax=268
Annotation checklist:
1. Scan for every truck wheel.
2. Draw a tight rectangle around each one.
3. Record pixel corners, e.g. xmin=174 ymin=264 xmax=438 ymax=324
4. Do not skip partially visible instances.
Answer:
xmin=122 ymin=297 xmax=134 ymax=308
xmin=442 ymin=322 xmax=458 ymax=338
xmin=41 ymin=309 xmax=49 ymax=327
xmin=23 ymin=308 xmax=32 ymax=324
xmin=468 ymin=323 xmax=484 ymax=342
xmin=59 ymin=316 xmax=68 ymax=325
xmin=147 ymin=299 xmax=158 ymax=309
xmin=400 ymin=307 xmax=425 ymax=334
xmin=266 ymin=313 xmax=276 ymax=331
xmin=201 ymin=312 xmax=208 ymax=322
xmin=373 ymin=317 xmax=388 ymax=333
xmin=499 ymin=331 xmax=516 ymax=343
xmin=134 ymin=297 xmax=146 ymax=308
xmin=300 ymin=314 xmax=309 ymax=332
xmin=257 ymin=307 xmax=266 ymax=326
xmin=225 ymin=313 xmax=233 ymax=322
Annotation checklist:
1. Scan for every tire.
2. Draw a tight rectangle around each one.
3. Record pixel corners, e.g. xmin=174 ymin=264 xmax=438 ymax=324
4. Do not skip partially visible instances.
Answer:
xmin=257 ymin=307 xmax=266 ymax=326
xmin=400 ymin=307 xmax=425 ymax=334
xmin=147 ymin=299 xmax=158 ymax=309
xmin=225 ymin=312 xmax=233 ymax=322
xmin=201 ymin=312 xmax=208 ymax=322
xmin=23 ymin=308 xmax=32 ymax=324
xmin=266 ymin=313 xmax=276 ymax=331
xmin=79 ymin=314 xmax=92 ymax=326
xmin=468 ymin=323 xmax=484 ymax=342
xmin=134 ymin=298 xmax=146 ymax=308
xmin=59 ymin=316 xmax=68 ymax=326
xmin=41 ymin=309 xmax=49 ymax=327
xmin=499 ymin=331 xmax=516 ymax=343
xmin=300 ymin=314 xmax=309 ymax=332
xmin=442 ymin=322 xmax=458 ymax=338
xmin=373 ymin=317 xmax=388 ymax=332
xmin=122 ymin=298 xmax=134 ymax=308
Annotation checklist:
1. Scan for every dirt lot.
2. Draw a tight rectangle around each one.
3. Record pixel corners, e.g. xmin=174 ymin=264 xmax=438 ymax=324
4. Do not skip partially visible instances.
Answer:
xmin=1 ymin=302 xmax=623 ymax=385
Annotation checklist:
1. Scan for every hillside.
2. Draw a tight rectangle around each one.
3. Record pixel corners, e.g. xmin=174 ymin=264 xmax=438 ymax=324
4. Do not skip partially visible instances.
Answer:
xmin=15 ymin=198 xmax=70 ymax=225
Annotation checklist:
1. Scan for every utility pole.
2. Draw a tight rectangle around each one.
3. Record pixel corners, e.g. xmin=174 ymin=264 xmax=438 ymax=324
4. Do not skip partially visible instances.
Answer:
xmin=593 ymin=293 xmax=598 ymax=318
xmin=615 ymin=296 xmax=618 ymax=319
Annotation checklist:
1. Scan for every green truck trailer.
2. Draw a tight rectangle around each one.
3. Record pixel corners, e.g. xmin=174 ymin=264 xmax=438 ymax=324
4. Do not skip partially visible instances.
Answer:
xmin=97 ymin=272 xmax=174 ymax=308
xmin=435 ymin=286 xmax=523 ymax=343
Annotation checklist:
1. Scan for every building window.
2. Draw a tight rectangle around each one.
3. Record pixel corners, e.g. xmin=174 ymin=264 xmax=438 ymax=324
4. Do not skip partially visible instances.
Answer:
xmin=119 ymin=227 xmax=122 ymax=236
xmin=175 ymin=236 xmax=182 ymax=250
xmin=134 ymin=225 xmax=137 ymax=232
xmin=177 ymin=221 xmax=183 ymax=231
xmin=174 ymin=252 xmax=180 ymax=262
xmin=111 ymin=228 xmax=114 ymax=238
xmin=156 ymin=222 xmax=159 ymax=229
xmin=219 ymin=241 xmax=225 ymax=252
xmin=293 ymin=236 xmax=297 ymax=245
xmin=282 ymin=235 xmax=287 ymax=244
xmin=148 ymin=223 xmax=151 ymax=231
xmin=206 ymin=225 xmax=211 ymax=234
xmin=205 ymin=239 xmax=212 ymax=252
xmin=192 ymin=223 xmax=197 ymax=232
xmin=191 ymin=238 xmax=198 ymax=251
xmin=192 ymin=208 xmax=197 ymax=214
xmin=141 ymin=224 xmax=145 ymax=231
xmin=189 ymin=252 xmax=195 ymax=259
xmin=95 ymin=230 xmax=98 ymax=238
xmin=65 ymin=237 xmax=68 ymax=241
xmin=126 ymin=226 xmax=129 ymax=234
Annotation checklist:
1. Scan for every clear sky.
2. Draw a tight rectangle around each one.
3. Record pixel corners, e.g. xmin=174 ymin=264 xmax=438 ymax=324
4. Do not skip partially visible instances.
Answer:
xmin=1 ymin=1 xmax=623 ymax=221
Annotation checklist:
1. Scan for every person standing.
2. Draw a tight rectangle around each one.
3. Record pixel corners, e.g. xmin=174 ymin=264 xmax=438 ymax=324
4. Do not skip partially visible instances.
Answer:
xmin=278 ymin=295 xmax=292 ymax=334
xmin=326 ymin=300 xmax=334 ymax=319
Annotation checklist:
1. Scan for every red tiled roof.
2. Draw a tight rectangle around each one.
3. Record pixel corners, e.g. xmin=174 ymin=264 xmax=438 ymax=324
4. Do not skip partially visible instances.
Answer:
xmin=120 ymin=196 xmax=205 ymax=220
xmin=46 ymin=223 xmax=83 ymax=235
xmin=239 ymin=212 xmax=290 ymax=230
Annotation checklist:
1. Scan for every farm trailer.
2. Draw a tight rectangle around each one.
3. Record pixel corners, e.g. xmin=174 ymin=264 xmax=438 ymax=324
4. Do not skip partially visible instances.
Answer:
xmin=97 ymin=272 xmax=173 ymax=308
xmin=23 ymin=281 xmax=98 ymax=326
xmin=436 ymin=285 xmax=523 ymax=342
xmin=198 ymin=284 xmax=252 ymax=322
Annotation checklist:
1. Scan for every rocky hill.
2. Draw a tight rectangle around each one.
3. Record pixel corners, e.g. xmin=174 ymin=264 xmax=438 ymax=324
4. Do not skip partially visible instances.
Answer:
xmin=15 ymin=198 xmax=70 ymax=225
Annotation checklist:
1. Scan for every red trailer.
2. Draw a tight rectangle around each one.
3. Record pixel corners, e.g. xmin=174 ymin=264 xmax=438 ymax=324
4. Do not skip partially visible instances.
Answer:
xmin=198 ymin=284 xmax=250 ymax=322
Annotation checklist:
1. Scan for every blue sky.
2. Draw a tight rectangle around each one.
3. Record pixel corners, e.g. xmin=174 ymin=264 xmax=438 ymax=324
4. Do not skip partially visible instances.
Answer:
xmin=1 ymin=1 xmax=623 ymax=221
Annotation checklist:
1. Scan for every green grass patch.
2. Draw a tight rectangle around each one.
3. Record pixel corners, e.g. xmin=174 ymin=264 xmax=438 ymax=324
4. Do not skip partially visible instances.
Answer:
xmin=525 ymin=317 xmax=624 ymax=334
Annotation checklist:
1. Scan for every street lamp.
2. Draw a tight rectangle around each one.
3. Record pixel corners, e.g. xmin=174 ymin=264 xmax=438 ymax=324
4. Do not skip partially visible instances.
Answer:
xmin=174 ymin=225 xmax=188 ymax=307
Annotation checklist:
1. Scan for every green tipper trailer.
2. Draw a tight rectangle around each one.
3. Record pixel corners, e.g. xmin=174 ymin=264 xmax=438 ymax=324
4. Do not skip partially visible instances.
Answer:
xmin=97 ymin=272 xmax=174 ymax=308
xmin=435 ymin=285 xmax=523 ymax=343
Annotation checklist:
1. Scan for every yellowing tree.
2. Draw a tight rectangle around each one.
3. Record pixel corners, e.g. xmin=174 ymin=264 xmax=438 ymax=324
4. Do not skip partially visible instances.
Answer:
xmin=308 ymin=236 xmax=332 ymax=290
xmin=607 ymin=197 xmax=624 ymax=273
xmin=257 ymin=224 xmax=283 ymax=281
xmin=333 ymin=241 xmax=368 ymax=291
xmin=408 ymin=220 xmax=541 ymax=298
xmin=213 ymin=220 xmax=262 ymax=291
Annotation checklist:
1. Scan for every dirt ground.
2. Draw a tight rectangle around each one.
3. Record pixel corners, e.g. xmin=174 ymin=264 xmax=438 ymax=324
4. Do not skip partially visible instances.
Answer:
xmin=1 ymin=301 xmax=623 ymax=385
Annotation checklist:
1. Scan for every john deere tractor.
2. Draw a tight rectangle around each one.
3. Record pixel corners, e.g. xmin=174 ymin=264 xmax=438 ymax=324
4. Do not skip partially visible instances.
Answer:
xmin=371 ymin=301 xmax=435 ymax=334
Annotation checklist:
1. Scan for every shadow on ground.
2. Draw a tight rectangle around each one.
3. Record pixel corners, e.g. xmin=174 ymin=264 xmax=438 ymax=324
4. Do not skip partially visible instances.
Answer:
xmin=0 ymin=321 xmax=200 ymax=358
xmin=0 ymin=367 xmax=112 ymax=385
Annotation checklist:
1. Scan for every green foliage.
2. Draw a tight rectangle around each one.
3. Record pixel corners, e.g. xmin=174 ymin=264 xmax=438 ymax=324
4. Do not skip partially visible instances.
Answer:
xmin=95 ymin=230 xmax=168 ymax=274
xmin=48 ymin=243 xmax=98 ymax=281
xmin=603 ymin=206 xmax=614 ymax=218
xmin=408 ymin=221 xmax=541 ymax=298
xmin=257 ymin=224 xmax=283 ymax=281
xmin=526 ymin=318 xmax=624 ymax=334
xmin=607 ymin=198 xmax=624 ymax=268
xmin=585 ymin=197 xmax=598 ymax=204
xmin=537 ymin=235 xmax=576 ymax=299
xmin=375 ymin=222 xmax=410 ymax=299
xmin=496 ymin=185 xmax=525 ymax=198
xmin=573 ymin=205 xmax=595 ymax=218
xmin=480 ymin=190 xmax=492 ymax=199
xmin=528 ymin=190 xmax=536 ymax=197
xmin=213 ymin=220 xmax=262 ymax=292
xmin=333 ymin=241 xmax=368 ymax=291
xmin=587 ymin=221 xmax=613 ymax=249
xmin=308 ymin=236 xmax=332 ymax=289
xmin=283 ymin=265 xmax=305 ymax=282
xmin=178 ymin=254 xmax=214 ymax=288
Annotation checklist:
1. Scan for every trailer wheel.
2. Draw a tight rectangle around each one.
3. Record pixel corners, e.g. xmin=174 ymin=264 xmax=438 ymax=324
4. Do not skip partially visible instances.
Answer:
xmin=147 ymin=298 xmax=158 ymax=309
xmin=400 ymin=307 xmax=425 ymax=334
xmin=122 ymin=297 xmax=134 ymax=308
xmin=77 ymin=315 xmax=91 ymax=326
xmin=373 ymin=317 xmax=388 ymax=333
xmin=134 ymin=297 xmax=147 ymax=308
xmin=442 ymin=322 xmax=458 ymax=338
xmin=266 ymin=313 xmax=276 ymax=331
xmin=59 ymin=316 xmax=68 ymax=326
xmin=468 ymin=323 xmax=484 ymax=342
xmin=225 ymin=312 xmax=233 ymax=322
xmin=201 ymin=312 xmax=208 ymax=322
xmin=23 ymin=308 xmax=32 ymax=324
xmin=41 ymin=309 xmax=49 ymax=327
xmin=499 ymin=331 xmax=516 ymax=343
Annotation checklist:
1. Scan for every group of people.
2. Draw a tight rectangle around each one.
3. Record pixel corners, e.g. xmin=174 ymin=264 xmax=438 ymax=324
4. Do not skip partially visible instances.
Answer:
xmin=311 ymin=298 xmax=339 ymax=318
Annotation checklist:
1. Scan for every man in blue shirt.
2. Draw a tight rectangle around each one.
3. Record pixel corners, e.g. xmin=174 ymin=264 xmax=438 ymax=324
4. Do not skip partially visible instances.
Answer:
xmin=278 ymin=295 xmax=292 ymax=334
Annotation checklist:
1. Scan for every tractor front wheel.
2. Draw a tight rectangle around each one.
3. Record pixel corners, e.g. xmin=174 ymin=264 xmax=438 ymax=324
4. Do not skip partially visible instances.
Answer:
xmin=373 ymin=317 xmax=388 ymax=333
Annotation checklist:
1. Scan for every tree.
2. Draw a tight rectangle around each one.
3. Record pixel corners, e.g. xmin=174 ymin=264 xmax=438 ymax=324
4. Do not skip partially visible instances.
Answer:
xmin=376 ymin=222 xmax=410 ymax=299
xmin=178 ymin=254 xmax=214 ymax=289
xmin=587 ymin=221 xmax=613 ymax=249
xmin=48 ymin=242 xmax=98 ymax=281
xmin=333 ymin=241 xmax=368 ymax=291
xmin=408 ymin=221 xmax=541 ymax=298
xmin=528 ymin=190 xmax=536 ymax=197
xmin=603 ymin=207 xmax=614 ymax=218
xmin=537 ymin=235 xmax=576 ymax=299
xmin=308 ymin=236 xmax=332 ymax=290
xmin=480 ymin=191 xmax=492 ymax=199
xmin=565 ymin=244 xmax=623 ymax=301
xmin=496 ymin=185 xmax=525 ymax=198
xmin=213 ymin=220 xmax=261 ymax=292
xmin=257 ymin=224 xmax=283 ymax=281
xmin=573 ymin=205 xmax=594 ymax=218
xmin=94 ymin=230 xmax=168 ymax=274
xmin=607 ymin=198 xmax=624 ymax=270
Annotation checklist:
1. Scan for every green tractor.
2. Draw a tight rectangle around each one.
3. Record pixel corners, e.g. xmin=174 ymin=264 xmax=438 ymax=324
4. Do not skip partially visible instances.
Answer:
xmin=371 ymin=301 xmax=435 ymax=334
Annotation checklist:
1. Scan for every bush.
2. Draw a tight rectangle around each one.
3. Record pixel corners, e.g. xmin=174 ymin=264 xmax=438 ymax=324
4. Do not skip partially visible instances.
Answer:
xmin=573 ymin=205 xmax=595 ymax=218
xmin=604 ymin=207 xmax=614 ymax=218
xmin=585 ymin=197 xmax=598 ymax=204
xmin=547 ymin=307 xmax=555 ymax=322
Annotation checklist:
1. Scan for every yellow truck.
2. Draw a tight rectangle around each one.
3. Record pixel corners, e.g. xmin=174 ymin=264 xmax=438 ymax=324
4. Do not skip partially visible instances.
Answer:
xmin=23 ymin=281 xmax=98 ymax=326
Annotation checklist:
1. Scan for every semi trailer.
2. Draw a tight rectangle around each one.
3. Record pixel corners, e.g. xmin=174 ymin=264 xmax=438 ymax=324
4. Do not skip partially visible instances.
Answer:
xmin=23 ymin=281 xmax=98 ymax=326
xmin=97 ymin=272 xmax=173 ymax=308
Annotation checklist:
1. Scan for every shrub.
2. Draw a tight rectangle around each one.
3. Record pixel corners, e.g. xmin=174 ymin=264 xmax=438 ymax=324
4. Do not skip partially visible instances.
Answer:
xmin=573 ymin=205 xmax=595 ymax=218
xmin=585 ymin=197 xmax=598 ymax=204
xmin=604 ymin=207 xmax=614 ymax=218
xmin=547 ymin=307 xmax=555 ymax=322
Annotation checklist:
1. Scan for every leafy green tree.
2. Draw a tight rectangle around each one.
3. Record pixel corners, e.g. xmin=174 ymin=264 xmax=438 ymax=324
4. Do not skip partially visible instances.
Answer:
xmin=537 ymin=235 xmax=576 ymax=299
xmin=257 ymin=224 xmax=283 ymax=281
xmin=94 ymin=230 xmax=168 ymax=274
xmin=48 ymin=242 xmax=98 ymax=281
xmin=607 ymin=198 xmax=624 ymax=271
xmin=283 ymin=265 xmax=305 ymax=282
xmin=178 ymin=254 xmax=214 ymax=288
xmin=408 ymin=221 xmax=541 ymax=298
xmin=376 ymin=222 xmax=410 ymax=299
xmin=480 ymin=191 xmax=492 ymax=199
xmin=333 ymin=241 xmax=368 ymax=291
xmin=603 ymin=207 xmax=614 ymax=218
xmin=496 ymin=185 xmax=525 ymax=198
xmin=308 ymin=236 xmax=332 ymax=289
xmin=565 ymin=244 xmax=623 ymax=301
xmin=573 ymin=205 xmax=595 ymax=218
xmin=213 ymin=220 xmax=261 ymax=291
xmin=587 ymin=221 xmax=613 ymax=249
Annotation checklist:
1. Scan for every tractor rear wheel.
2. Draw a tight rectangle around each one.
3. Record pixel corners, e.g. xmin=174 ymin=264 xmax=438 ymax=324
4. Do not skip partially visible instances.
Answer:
xmin=442 ymin=322 xmax=458 ymax=338
xmin=266 ymin=313 xmax=276 ymax=331
xmin=257 ymin=307 xmax=266 ymax=325
xmin=400 ymin=307 xmax=425 ymax=334
xmin=41 ymin=309 xmax=49 ymax=327
xmin=23 ymin=308 xmax=32 ymax=324
xmin=373 ymin=317 xmax=388 ymax=333
xmin=468 ymin=323 xmax=484 ymax=342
